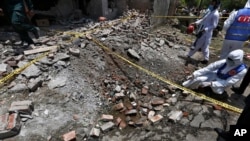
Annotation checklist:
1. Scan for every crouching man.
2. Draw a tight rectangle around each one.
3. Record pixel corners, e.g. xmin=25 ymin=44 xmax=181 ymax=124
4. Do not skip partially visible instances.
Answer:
xmin=182 ymin=49 xmax=247 ymax=100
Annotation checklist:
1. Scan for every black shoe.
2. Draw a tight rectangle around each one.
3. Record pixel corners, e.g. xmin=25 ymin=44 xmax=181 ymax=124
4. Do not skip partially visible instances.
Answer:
xmin=33 ymin=27 xmax=40 ymax=39
xmin=200 ymin=60 xmax=208 ymax=65
xmin=214 ymin=128 xmax=230 ymax=140
xmin=231 ymin=86 xmax=242 ymax=95
xmin=211 ymin=92 xmax=228 ymax=101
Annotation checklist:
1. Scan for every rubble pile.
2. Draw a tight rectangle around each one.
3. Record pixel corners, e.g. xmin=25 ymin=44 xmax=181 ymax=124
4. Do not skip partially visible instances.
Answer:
xmin=0 ymin=10 xmax=239 ymax=140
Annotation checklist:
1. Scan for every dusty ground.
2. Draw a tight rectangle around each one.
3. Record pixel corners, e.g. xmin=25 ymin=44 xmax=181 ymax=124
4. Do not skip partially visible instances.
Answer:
xmin=1 ymin=12 xmax=250 ymax=141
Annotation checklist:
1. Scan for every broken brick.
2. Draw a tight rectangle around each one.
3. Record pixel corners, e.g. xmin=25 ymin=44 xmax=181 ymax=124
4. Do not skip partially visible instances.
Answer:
xmin=141 ymin=86 xmax=148 ymax=95
xmin=151 ymin=98 xmax=165 ymax=106
xmin=213 ymin=104 xmax=223 ymax=111
xmin=115 ymin=117 xmax=122 ymax=126
xmin=125 ymin=109 xmax=137 ymax=116
xmin=113 ymin=102 xmax=124 ymax=111
xmin=119 ymin=120 xmax=127 ymax=129
xmin=9 ymin=101 xmax=34 ymax=114
xmin=62 ymin=130 xmax=76 ymax=141
xmin=0 ymin=113 xmax=21 ymax=140
xmin=149 ymin=114 xmax=163 ymax=124
xmin=100 ymin=114 xmax=113 ymax=121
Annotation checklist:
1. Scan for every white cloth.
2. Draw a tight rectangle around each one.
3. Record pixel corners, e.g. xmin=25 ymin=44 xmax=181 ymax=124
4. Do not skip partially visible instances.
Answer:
xmin=220 ymin=0 xmax=250 ymax=59
xmin=183 ymin=50 xmax=247 ymax=94
xmin=245 ymin=0 xmax=250 ymax=8
xmin=187 ymin=9 xmax=219 ymax=61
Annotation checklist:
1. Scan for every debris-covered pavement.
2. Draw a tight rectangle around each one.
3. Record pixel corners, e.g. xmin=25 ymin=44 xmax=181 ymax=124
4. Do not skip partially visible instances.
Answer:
xmin=0 ymin=10 xmax=248 ymax=141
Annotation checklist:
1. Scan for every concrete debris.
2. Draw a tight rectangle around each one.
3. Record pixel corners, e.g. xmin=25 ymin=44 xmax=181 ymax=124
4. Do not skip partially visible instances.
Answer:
xmin=0 ymin=9 xmax=241 ymax=141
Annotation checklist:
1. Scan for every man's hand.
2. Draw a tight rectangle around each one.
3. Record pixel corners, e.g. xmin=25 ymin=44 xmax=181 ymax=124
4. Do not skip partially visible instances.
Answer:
xmin=200 ymin=82 xmax=211 ymax=87
xmin=186 ymin=74 xmax=194 ymax=80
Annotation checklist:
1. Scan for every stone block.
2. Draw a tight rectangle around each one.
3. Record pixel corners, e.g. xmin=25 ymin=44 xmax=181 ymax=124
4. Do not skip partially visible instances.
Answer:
xmin=100 ymin=121 xmax=115 ymax=132
xmin=90 ymin=128 xmax=100 ymax=137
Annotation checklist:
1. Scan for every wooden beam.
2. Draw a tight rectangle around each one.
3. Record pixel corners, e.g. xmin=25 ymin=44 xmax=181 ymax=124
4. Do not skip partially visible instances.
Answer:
xmin=24 ymin=46 xmax=57 ymax=55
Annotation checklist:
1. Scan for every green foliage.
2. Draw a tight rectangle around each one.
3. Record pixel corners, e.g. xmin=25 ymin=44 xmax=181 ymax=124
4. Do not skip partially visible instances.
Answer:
xmin=179 ymin=0 xmax=248 ymax=11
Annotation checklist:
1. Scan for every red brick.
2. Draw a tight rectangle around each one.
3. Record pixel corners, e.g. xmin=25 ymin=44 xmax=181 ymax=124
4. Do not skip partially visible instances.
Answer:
xmin=182 ymin=111 xmax=189 ymax=117
xmin=115 ymin=117 xmax=122 ymax=126
xmin=113 ymin=103 xmax=124 ymax=111
xmin=62 ymin=130 xmax=76 ymax=141
xmin=151 ymin=98 xmax=165 ymax=106
xmin=119 ymin=120 xmax=127 ymax=129
xmin=149 ymin=114 xmax=163 ymax=124
xmin=6 ymin=113 xmax=16 ymax=130
xmin=213 ymin=104 xmax=223 ymax=111
xmin=141 ymin=86 xmax=148 ymax=95
xmin=100 ymin=114 xmax=113 ymax=121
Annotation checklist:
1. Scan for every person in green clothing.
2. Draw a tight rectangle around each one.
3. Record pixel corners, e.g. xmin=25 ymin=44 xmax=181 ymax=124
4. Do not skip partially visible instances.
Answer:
xmin=5 ymin=0 xmax=40 ymax=46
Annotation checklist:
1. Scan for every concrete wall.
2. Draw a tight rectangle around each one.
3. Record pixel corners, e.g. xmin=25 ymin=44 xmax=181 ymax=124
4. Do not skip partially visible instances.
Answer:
xmin=50 ymin=0 xmax=76 ymax=18
xmin=87 ymin=0 xmax=108 ymax=19
xmin=151 ymin=0 xmax=171 ymax=26
xmin=128 ymin=0 xmax=151 ymax=12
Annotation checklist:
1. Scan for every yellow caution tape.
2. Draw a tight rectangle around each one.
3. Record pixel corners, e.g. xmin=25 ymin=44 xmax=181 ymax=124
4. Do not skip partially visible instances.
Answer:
xmin=91 ymin=37 xmax=243 ymax=114
xmin=0 ymin=14 xmax=134 ymax=86
xmin=152 ymin=15 xmax=229 ymax=19
xmin=0 ymin=52 xmax=49 ymax=85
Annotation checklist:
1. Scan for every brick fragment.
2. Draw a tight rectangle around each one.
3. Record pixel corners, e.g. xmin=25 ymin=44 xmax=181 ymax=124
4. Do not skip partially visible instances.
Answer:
xmin=113 ymin=103 xmax=124 ymax=111
xmin=149 ymin=114 xmax=163 ymax=124
xmin=62 ymin=130 xmax=76 ymax=141
xmin=100 ymin=114 xmax=113 ymax=121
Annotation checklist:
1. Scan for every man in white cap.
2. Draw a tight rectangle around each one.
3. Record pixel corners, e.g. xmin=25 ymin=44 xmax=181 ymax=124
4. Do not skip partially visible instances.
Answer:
xmin=187 ymin=0 xmax=220 ymax=65
xmin=183 ymin=49 xmax=247 ymax=100
xmin=219 ymin=0 xmax=250 ymax=59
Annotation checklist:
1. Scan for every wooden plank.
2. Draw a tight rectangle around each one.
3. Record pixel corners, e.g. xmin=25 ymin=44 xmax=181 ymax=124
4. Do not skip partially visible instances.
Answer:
xmin=24 ymin=46 xmax=57 ymax=55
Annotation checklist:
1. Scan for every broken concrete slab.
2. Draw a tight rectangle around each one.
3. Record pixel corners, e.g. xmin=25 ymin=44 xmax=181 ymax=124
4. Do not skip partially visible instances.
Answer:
xmin=167 ymin=110 xmax=183 ymax=122
xmin=90 ymin=128 xmax=100 ymax=137
xmin=127 ymin=49 xmax=140 ymax=60
xmin=9 ymin=83 xmax=29 ymax=94
xmin=48 ymin=76 xmax=67 ymax=89
xmin=28 ymin=77 xmax=43 ymax=92
xmin=21 ymin=64 xmax=42 ymax=79
xmin=100 ymin=121 xmax=115 ymax=132
xmin=69 ymin=48 xmax=80 ymax=56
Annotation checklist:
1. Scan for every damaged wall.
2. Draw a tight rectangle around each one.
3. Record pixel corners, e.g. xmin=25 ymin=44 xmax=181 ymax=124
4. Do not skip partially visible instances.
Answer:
xmin=151 ymin=0 xmax=177 ymax=26
xmin=128 ymin=0 xmax=152 ymax=12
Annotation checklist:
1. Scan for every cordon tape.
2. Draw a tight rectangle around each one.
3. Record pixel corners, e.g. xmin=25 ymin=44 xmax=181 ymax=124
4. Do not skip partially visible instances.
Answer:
xmin=0 ymin=13 xmax=242 ymax=114
xmin=0 ymin=52 xmax=49 ymax=85
xmin=0 ymin=14 xmax=135 ymax=86
xmin=91 ymin=37 xmax=243 ymax=114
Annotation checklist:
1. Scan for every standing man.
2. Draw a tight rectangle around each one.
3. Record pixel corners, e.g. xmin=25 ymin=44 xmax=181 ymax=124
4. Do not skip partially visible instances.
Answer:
xmin=219 ymin=0 xmax=250 ymax=59
xmin=186 ymin=0 xmax=220 ymax=65
xmin=5 ymin=0 xmax=40 ymax=46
